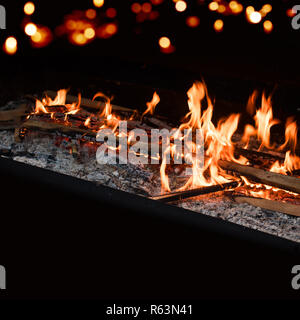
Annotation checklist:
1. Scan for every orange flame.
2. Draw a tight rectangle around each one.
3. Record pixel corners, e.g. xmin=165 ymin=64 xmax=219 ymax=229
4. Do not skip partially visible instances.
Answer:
xmin=242 ymin=92 xmax=280 ymax=151
xmin=34 ymin=89 xmax=81 ymax=115
xmin=142 ymin=92 xmax=160 ymax=117
xmin=160 ymin=81 xmax=244 ymax=193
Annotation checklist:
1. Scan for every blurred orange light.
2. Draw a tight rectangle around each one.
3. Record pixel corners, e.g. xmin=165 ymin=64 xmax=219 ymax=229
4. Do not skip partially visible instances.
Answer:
xmin=214 ymin=19 xmax=223 ymax=32
xmin=32 ymin=31 xmax=42 ymax=43
xmin=262 ymin=4 xmax=272 ymax=14
xmin=93 ymin=0 xmax=104 ymax=8
xmin=249 ymin=11 xmax=262 ymax=24
xmin=131 ymin=3 xmax=142 ymax=14
xmin=86 ymin=9 xmax=97 ymax=19
xmin=71 ymin=32 xmax=87 ymax=45
xmin=263 ymin=20 xmax=273 ymax=33
xmin=106 ymin=8 xmax=117 ymax=18
xmin=229 ymin=1 xmax=238 ymax=11
xmin=24 ymin=2 xmax=35 ymax=15
xmin=286 ymin=8 xmax=296 ymax=18
xmin=84 ymin=27 xmax=96 ymax=39
xmin=106 ymin=23 xmax=118 ymax=35
xmin=66 ymin=19 xmax=77 ymax=30
xmin=186 ymin=16 xmax=200 ymax=28
xmin=159 ymin=36 xmax=171 ymax=48
xmin=217 ymin=4 xmax=226 ymax=13
xmin=25 ymin=23 xmax=37 ymax=36
xmin=175 ymin=1 xmax=187 ymax=12
xmin=151 ymin=0 xmax=164 ymax=4
xmin=142 ymin=3 xmax=152 ymax=13
xmin=230 ymin=1 xmax=243 ymax=14
xmin=30 ymin=26 xmax=53 ymax=48
xmin=208 ymin=2 xmax=218 ymax=11
xmin=4 ymin=37 xmax=17 ymax=55
xmin=246 ymin=6 xmax=255 ymax=15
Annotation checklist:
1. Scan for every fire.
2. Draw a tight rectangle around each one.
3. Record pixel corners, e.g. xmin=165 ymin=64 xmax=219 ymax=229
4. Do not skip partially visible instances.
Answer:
xmin=142 ymin=92 xmax=160 ymax=117
xmin=27 ymin=83 xmax=299 ymax=201
xmin=93 ymin=92 xmax=120 ymax=131
xmin=159 ymin=81 xmax=299 ymax=198
xmin=242 ymin=92 xmax=280 ymax=151
xmin=160 ymin=81 xmax=244 ymax=193
xmin=34 ymin=89 xmax=81 ymax=115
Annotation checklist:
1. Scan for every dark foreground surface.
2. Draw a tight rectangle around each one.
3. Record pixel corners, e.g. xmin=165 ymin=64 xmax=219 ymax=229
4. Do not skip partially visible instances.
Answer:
xmin=0 ymin=157 xmax=299 ymax=300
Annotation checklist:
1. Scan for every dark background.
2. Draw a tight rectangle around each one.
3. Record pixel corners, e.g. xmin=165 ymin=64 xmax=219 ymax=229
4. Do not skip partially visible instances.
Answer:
xmin=0 ymin=0 xmax=299 ymax=301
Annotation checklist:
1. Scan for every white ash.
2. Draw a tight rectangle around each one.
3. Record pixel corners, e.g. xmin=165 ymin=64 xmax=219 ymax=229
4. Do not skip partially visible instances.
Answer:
xmin=178 ymin=194 xmax=300 ymax=243
xmin=0 ymin=129 xmax=299 ymax=243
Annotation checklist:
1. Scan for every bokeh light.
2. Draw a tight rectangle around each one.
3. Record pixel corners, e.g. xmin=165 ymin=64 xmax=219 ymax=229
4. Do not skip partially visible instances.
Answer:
xmin=24 ymin=2 xmax=35 ymax=15
xmin=214 ymin=19 xmax=223 ymax=32
xmin=131 ymin=3 xmax=142 ymax=14
xmin=25 ymin=23 xmax=37 ymax=36
xmin=217 ymin=4 xmax=226 ymax=13
xmin=263 ymin=20 xmax=273 ymax=33
xmin=249 ymin=11 xmax=262 ymax=24
xmin=208 ymin=2 xmax=218 ymax=11
xmin=159 ymin=36 xmax=171 ymax=48
xmin=4 ymin=37 xmax=18 ymax=55
xmin=106 ymin=8 xmax=117 ymax=18
xmin=31 ymin=26 xmax=53 ymax=48
xmin=186 ymin=16 xmax=200 ymax=28
xmin=93 ymin=0 xmax=104 ymax=8
xmin=142 ymin=3 xmax=152 ymax=13
xmin=86 ymin=9 xmax=97 ymax=19
xmin=84 ymin=27 xmax=96 ymax=39
xmin=175 ymin=1 xmax=187 ymax=12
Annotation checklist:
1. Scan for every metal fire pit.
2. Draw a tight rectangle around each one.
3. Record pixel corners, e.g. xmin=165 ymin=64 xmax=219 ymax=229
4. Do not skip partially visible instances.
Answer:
xmin=1 ymin=156 xmax=299 ymax=255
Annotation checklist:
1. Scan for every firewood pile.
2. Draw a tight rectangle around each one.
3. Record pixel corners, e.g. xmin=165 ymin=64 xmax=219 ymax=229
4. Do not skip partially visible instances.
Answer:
xmin=0 ymin=82 xmax=299 ymax=243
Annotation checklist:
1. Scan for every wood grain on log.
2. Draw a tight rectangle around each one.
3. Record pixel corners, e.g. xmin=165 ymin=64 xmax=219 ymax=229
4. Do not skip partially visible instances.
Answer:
xmin=232 ymin=196 xmax=300 ymax=217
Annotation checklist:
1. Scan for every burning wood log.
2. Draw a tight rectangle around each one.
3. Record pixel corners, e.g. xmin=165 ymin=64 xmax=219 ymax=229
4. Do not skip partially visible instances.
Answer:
xmin=218 ymin=159 xmax=300 ymax=194
xmin=232 ymin=196 xmax=300 ymax=217
xmin=22 ymin=118 xmax=96 ymax=137
xmin=235 ymin=147 xmax=285 ymax=161
xmin=151 ymin=181 xmax=239 ymax=203
xmin=44 ymin=90 xmax=136 ymax=114
xmin=145 ymin=117 xmax=173 ymax=130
